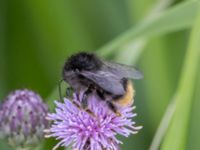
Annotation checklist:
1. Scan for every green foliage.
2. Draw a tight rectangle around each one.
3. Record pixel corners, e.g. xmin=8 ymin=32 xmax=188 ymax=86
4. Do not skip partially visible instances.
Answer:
xmin=0 ymin=0 xmax=200 ymax=150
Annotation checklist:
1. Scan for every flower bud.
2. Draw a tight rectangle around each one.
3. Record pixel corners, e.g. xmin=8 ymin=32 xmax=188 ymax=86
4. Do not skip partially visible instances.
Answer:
xmin=0 ymin=89 xmax=49 ymax=149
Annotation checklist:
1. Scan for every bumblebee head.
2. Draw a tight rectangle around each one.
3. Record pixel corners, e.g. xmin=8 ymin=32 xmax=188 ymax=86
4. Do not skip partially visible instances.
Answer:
xmin=63 ymin=52 xmax=102 ymax=72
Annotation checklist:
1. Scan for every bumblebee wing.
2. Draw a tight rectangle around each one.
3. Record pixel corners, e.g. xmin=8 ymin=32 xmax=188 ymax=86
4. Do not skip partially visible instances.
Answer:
xmin=79 ymin=71 xmax=125 ymax=95
xmin=102 ymin=61 xmax=143 ymax=79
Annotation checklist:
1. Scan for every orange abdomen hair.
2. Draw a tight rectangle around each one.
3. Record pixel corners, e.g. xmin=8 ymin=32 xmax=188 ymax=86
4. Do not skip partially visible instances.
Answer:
xmin=116 ymin=80 xmax=135 ymax=107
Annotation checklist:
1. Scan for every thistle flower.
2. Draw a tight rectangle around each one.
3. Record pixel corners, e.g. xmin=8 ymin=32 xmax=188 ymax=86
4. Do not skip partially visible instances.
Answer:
xmin=45 ymin=92 xmax=142 ymax=150
xmin=0 ymin=89 xmax=49 ymax=149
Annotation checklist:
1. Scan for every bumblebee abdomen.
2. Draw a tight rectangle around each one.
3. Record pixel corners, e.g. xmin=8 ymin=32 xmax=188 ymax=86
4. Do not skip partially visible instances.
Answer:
xmin=115 ymin=80 xmax=134 ymax=107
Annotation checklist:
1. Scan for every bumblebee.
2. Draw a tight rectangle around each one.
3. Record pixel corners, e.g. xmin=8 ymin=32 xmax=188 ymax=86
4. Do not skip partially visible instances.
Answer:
xmin=62 ymin=52 xmax=143 ymax=115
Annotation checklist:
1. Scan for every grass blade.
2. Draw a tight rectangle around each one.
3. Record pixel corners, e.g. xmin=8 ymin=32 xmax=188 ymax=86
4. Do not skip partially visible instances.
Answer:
xmin=161 ymin=7 xmax=200 ymax=150
xmin=187 ymin=67 xmax=200 ymax=150
xmin=97 ymin=0 xmax=199 ymax=57
xmin=149 ymin=97 xmax=176 ymax=150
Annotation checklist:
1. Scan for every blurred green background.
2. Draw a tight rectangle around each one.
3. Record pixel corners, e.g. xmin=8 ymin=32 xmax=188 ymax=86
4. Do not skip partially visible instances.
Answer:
xmin=0 ymin=0 xmax=200 ymax=150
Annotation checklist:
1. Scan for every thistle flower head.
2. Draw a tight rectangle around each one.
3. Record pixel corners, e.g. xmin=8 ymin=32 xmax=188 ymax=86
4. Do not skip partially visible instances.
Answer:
xmin=0 ymin=89 xmax=49 ymax=149
xmin=46 ymin=92 xmax=142 ymax=150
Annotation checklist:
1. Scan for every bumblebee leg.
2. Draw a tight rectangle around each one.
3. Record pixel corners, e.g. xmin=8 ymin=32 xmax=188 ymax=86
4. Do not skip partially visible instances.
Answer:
xmin=82 ymin=86 xmax=95 ymax=116
xmin=106 ymin=101 xmax=121 ymax=116
xmin=96 ymin=90 xmax=106 ymax=100
xmin=72 ymin=101 xmax=81 ymax=108
xmin=82 ymin=93 xmax=89 ymax=109
xmin=66 ymin=87 xmax=73 ymax=98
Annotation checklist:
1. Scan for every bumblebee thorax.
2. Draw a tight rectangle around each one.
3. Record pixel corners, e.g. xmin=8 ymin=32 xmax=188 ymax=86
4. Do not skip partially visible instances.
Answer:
xmin=64 ymin=52 xmax=102 ymax=71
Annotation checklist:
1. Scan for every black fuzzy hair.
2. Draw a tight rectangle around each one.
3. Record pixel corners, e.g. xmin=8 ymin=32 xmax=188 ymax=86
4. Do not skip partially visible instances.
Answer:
xmin=63 ymin=52 xmax=102 ymax=71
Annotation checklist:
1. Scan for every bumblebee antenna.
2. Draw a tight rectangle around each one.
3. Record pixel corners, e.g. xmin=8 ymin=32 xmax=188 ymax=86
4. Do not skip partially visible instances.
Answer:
xmin=58 ymin=79 xmax=64 ymax=101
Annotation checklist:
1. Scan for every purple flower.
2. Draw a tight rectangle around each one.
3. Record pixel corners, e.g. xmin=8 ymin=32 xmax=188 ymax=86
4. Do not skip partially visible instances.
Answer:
xmin=45 ymin=92 xmax=142 ymax=150
xmin=0 ymin=89 xmax=49 ymax=148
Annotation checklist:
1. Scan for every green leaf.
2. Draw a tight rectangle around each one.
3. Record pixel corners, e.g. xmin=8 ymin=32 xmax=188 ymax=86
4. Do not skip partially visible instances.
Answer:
xmin=161 ymin=6 xmax=200 ymax=150
xmin=97 ymin=0 xmax=199 ymax=57
xmin=187 ymin=67 xmax=200 ymax=150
